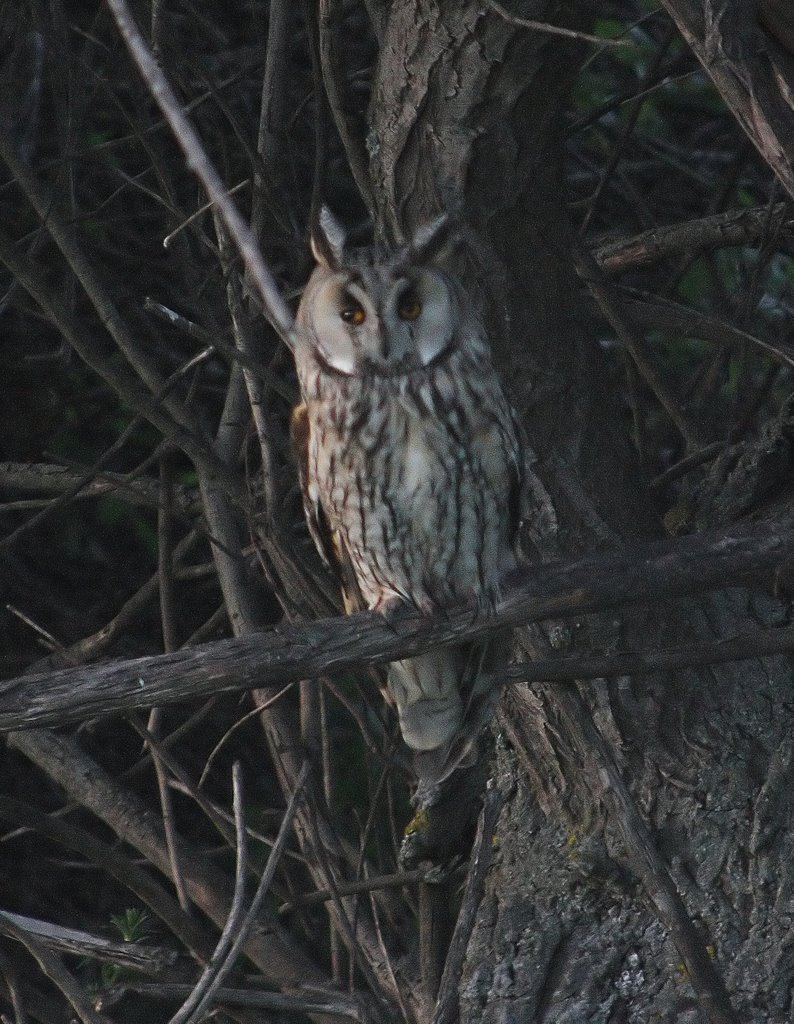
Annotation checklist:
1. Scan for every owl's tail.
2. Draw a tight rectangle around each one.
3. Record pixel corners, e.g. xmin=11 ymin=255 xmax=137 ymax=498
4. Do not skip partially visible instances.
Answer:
xmin=387 ymin=640 xmax=506 ymax=787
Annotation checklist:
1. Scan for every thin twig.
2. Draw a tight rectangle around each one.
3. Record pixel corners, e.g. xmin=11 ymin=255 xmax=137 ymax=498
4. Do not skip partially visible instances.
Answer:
xmin=167 ymin=761 xmax=251 ymax=1024
xmin=278 ymin=868 xmax=426 ymax=915
xmin=573 ymin=241 xmax=705 ymax=447
xmin=198 ymin=685 xmax=296 ymax=788
xmin=612 ymin=287 xmax=794 ymax=371
xmin=0 ymin=794 xmax=217 ymax=963
xmin=169 ymin=761 xmax=310 ymax=1024
xmin=0 ymin=222 xmax=245 ymax=503
xmin=0 ymin=944 xmax=27 ymax=1024
xmin=151 ymin=458 xmax=191 ymax=911
xmin=128 ymin=716 xmax=236 ymax=850
xmin=486 ymin=0 xmax=631 ymax=47
xmin=163 ymin=179 xmax=250 ymax=249
xmin=6 ymin=729 xmax=327 ymax=989
xmin=102 ymin=0 xmax=295 ymax=345
xmin=318 ymin=0 xmax=375 ymax=214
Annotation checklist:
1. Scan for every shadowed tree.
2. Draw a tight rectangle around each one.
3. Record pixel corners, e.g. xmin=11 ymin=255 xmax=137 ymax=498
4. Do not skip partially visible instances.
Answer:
xmin=1 ymin=2 xmax=793 ymax=1023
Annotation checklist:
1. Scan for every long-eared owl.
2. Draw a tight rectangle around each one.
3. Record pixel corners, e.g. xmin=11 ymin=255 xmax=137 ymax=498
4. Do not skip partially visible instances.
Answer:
xmin=292 ymin=209 xmax=524 ymax=787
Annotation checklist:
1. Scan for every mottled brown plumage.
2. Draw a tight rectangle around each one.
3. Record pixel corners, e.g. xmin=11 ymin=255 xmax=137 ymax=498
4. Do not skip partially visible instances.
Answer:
xmin=292 ymin=209 xmax=523 ymax=786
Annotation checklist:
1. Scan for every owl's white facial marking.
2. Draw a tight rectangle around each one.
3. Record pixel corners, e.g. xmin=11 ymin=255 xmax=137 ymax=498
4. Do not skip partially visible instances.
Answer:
xmin=307 ymin=278 xmax=376 ymax=375
xmin=398 ymin=270 xmax=454 ymax=368
xmin=303 ymin=266 xmax=456 ymax=377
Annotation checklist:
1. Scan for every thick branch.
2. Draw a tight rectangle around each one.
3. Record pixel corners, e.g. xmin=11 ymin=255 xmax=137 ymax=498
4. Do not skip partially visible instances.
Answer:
xmin=0 ymin=517 xmax=791 ymax=732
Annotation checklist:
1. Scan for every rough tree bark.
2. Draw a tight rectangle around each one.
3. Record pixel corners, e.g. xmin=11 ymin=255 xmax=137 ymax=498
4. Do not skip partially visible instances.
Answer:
xmin=369 ymin=3 xmax=793 ymax=1022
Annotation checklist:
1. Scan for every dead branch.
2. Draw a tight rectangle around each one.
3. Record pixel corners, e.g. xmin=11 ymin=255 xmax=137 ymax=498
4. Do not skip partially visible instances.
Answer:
xmin=0 ymin=915 xmax=113 ymax=1024
xmin=613 ymin=289 xmax=794 ymax=371
xmin=5 ymin=729 xmax=328 ymax=993
xmin=168 ymin=762 xmax=310 ymax=1024
xmin=573 ymin=242 xmax=705 ymax=446
xmin=0 ymin=515 xmax=790 ymax=732
xmin=504 ymin=625 xmax=794 ymax=682
xmin=593 ymin=203 xmax=794 ymax=273
xmin=0 ymin=794 xmax=218 ymax=964
xmin=97 ymin=981 xmax=368 ymax=1020
xmin=0 ymin=912 xmax=176 ymax=975
xmin=0 ymin=462 xmax=197 ymax=515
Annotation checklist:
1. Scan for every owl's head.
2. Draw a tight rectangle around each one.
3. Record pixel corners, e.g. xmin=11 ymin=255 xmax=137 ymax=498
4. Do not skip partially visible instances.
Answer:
xmin=295 ymin=208 xmax=466 ymax=377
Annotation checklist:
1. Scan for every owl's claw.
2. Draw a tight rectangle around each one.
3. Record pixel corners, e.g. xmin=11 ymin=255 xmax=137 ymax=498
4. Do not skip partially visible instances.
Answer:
xmin=459 ymin=589 xmax=498 ymax=627
xmin=374 ymin=597 xmax=412 ymax=635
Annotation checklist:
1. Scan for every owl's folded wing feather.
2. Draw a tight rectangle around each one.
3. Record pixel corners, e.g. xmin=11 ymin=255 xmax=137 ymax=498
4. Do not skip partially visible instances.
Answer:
xmin=291 ymin=403 xmax=365 ymax=614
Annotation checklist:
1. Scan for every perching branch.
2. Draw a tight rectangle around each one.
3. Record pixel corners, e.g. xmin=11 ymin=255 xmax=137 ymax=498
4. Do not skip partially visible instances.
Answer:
xmin=0 ymin=515 xmax=791 ymax=732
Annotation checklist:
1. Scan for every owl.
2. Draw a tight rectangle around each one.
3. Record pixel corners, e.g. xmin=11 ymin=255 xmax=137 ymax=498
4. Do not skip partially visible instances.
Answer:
xmin=292 ymin=209 xmax=524 ymax=788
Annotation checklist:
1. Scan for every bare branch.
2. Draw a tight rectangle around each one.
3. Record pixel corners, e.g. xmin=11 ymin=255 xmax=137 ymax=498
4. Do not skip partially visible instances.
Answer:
xmin=658 ymin=0 xmax=794 ymax=200
xmin=0 ymin=794 xmax=217 ymax=964
xmin=102 ymin=0 xmax=296 ymax=345
xmin=6 ymin=730 xmax=327 ymax=991
xmin=0 ymin=915 xmax=113 ymax=1024
xmin=613 ymin=289 xmax=794 ymax=371
xmin=0 ymin=912 xmax=176 ymax=974
xmin=593 ymin=203 xmax=794 ymax=274
xmin=277 ymin=867 xmax=427 ymax=915
xmin=169 ymin=762 xmax=310 ymax=1024
xmin=98 ymin=981 xmax=369 ymax=1020
xmin=0 ymin=515 xmax=790 ymax=731
xmin=0 ymin=461 xmax=198 ymax=517
xmin=486 ymin=0 xmax=632 ymax=47
xmin=504 ymin=625 xmax=794 ymax=682
xmin=573 ymin=242 xmax=705 ymax=447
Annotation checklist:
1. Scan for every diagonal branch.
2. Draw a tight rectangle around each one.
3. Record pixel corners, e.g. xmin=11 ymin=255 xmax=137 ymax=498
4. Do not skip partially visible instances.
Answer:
xmin=102 ymin=0 xmax=295 ymax=345
xmin=658 ymin=0 xmax=794 ymax=200
xmin=593 ymin=203 xmax=794 ymax=274
xmin=0 ymin=515 xmax=791 ymax=732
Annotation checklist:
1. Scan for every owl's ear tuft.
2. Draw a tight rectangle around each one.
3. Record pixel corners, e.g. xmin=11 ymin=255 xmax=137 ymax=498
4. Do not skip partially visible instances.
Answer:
xmin=311 ymin=206 xmax=347 ymax=269
xmin=407 ymin=213 xmax=456 ymax=265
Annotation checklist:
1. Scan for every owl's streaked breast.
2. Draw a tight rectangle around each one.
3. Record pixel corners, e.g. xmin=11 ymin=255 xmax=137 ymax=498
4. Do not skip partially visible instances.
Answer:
xmin=300 ymin=347 xmax=519 ymax=616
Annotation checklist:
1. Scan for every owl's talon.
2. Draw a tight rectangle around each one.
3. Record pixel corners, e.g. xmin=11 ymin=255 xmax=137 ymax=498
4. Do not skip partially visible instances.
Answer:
xmin=374 ymin=598 xmax=411 ymax=635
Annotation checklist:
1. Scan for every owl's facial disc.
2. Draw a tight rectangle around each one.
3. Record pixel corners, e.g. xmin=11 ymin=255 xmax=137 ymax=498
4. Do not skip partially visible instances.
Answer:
xmin=309 ymin=270 xmax=455 ymax=377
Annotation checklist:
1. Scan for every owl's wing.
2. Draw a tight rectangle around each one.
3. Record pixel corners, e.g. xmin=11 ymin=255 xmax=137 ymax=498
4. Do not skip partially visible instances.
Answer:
xmin=291 ymin=404 xmax=366 ymax=614
xmin=507 ymin=406 xmax=531 ymax=558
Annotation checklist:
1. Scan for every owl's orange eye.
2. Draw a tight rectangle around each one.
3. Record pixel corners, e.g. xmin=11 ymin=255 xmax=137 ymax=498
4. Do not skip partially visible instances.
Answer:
xmin=398 ymin=297 xmax=422 ymax=321
xmin=341 ymin=305 xmax=366 ymax=326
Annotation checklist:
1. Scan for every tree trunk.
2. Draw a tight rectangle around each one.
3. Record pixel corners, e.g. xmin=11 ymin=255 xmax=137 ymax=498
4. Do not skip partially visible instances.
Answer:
xmin=370 ymin=3 xmax=794 ymax=1021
